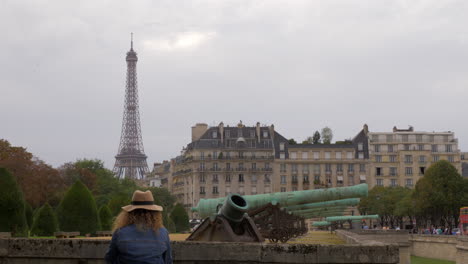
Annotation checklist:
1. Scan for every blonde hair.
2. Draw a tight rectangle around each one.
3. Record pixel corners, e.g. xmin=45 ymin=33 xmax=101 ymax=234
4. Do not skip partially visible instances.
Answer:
xmin=113 ymin=209 xmax=163 ymax=232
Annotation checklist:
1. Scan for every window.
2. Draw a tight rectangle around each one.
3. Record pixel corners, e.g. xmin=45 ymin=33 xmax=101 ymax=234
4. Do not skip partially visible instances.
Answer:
xmin=417 ymin=155 xmax=425 ymax=163
xmin=405 ymin=155 xmax=413 ymax=163
xmin=348 ymin=164 xmax=354 ymax=172
xmin=291 ymin=152 xmax=297 ymax=160
xmin=199 ymin=174 xmax=205 ymax=183
xmin=292 ymin=175 xmax=298 ymax=184
xmin=212 ymin=174 xmax=218 ymax=183
xmin=374 ymin=145 xmax=380 ymax=152
xmin=402 ymin=135 xmax=409 ymax=142
xmin=431 ymin=145 xmax=438 ymax=153
xmin=280 ymin=187 xmax=286 ymax=192
xmin=280 ymin=164 xmax=286 ymax=172
xmin=325 ymin=152 xmax=331 ymax=159
xmin=200 ymin=152 xmax=205 ymax=160
xmin=372 ymin=134 xmax=379 ymax=142
xmin=238 ymin=174 xmax=244 ymax=182
xmin=404 ymin=144 xmax=411 ymax=151
xmin=265 ymin=163 xmax=270 ymax=169
xmin=375 ymin=155 xmax=382 ymax=162
xmin=314 ymin=164 xmax=321 ymax=173
xmin=280 ymin=142 xmax=285 ymax=151
xmin=302 ymin=164 xmax=309 ymax=173
xmin=264 ymin=174 xmax=271 ymax=183
xmin=313 ymin=152 xmax=319 ymax=160
xmin=288 ymin=164 xmax=296 ymax=173
xmin=251 ymin=174 xmax=257 ymax=183
xmin=390 ymin=155 xmax=397 ymax=162
xmin=348 ymin=176 xmax=354 ymax=185
xmin=314 ymin=175 xmax=320 ymax=182
xmin=226 ymin=130 xmax=230 ymax=138
xmin=337 ymin=176 xmax=344 ymax=185
xmin=213 ymin=151 xmax=218 ymax=160
xmin=390 ymin=179 xmax=398 ymax=187
xmin=386 ymin=135 xmax=393 ymax=142
xmin=405 ymin=179 xmax=413 ymax=187
xmin=200 ymin=187 xmax=205 ymax=194
xmin=225 ymin=174 xmax=231 ymax=182
xmin=388 ymin=145 xmax=394 ymax=153
xmin=325 ymin=164 xmax=332 ymax=172
xmin=238 ymin=163 xmax=244 ymax=170
xmin=263 ymin=131 xmax=268 ymax=138
xmin=358 ymin=143 xmax=363 ymax=151
xmin=418 ymin=144 xmax=424 ymax=151
xmin=376 ymin=179 xmax=383 ymax=186
xmin=280 ymin=153 xmax=285 ymax=159
xmin=358 ymin=153 xmax=364 ymax=159
xmin=446 ymin=144 xmax=453 ymax=153
xmin=251 ymin=186 xmax=257 ymax=195
xmin=226 ymin=163 xmax=231 ymax=170
xmin=429 ymin=135 xmax=434 ymax=142
xmin=347 ymin=152 xmax=353 ymax=160
xmin=416 ymin=135 xmax=423 ymax=143
xmin=390 ymin=167 xmax=397 ymax=176
xmin=238 ymin=129 xmax=243 ymax=137
xmin=251 ymin=163 xmax=256 ymax=169
xmin=212 ymin=131 xmax=217 ymax=138
xmin=433 ymin=155 xmax=440 ymax=162
xmin=280 ymin=175 xmax=286 ymax=184
xmin=199 ymin=162 xmax=205 ymax=170
xmin=443 ymin=135 xmax=449 ymax=142
xmin=337 ymin=164 xmax=343 ymax=172
xmin=212 ymin=186 xmax=218 ymax=194
xmin=419 ymin=167 xmax=425 ymax=175
xmin=336 ymin=152 xmax=342 ymax=160
xmin=302 ymin=152 xmax=308 ymax=160
xmin=213 ymin=163 xmax=218 ymax=170
xmin=405 ymin=167 xmax=413 ymax=176
xmin=250 ymin=130 xmax=255 ymax=138
xmin=303 ymin=175 xmax=309 ymax=183
xmin=448 ymin=156 xmax=454 ymax=162
xmin=376 ymin=167 xmax=382 ymax=176
xmin=359 ymin=164 xmax=366 ymax=172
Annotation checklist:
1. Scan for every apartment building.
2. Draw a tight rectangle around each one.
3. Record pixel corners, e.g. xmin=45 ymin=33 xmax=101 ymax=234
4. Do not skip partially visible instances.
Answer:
xmin=275 ymin=125 xmax=370 ymax=192
xmin=462 ymin=152 xmax=468 ymax=177
xmin=368 ymin=126 xmax=462 ymax=188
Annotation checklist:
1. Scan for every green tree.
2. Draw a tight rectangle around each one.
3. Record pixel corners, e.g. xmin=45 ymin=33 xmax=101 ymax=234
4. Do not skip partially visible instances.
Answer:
xmin=0 ymin=168 xmax=28 ymax=236
xmin=25 ymin=202 xmax=33 ymax=230
xmin=413 ymin=160 xmax=468 ymax=227
xmin=30 ymin=203 xmax=58 ymax=236
xmin=321 ymin=127 xmax=333 ymax=144
xmin=56 ymin=180 xmax=100 ymax=234
xmin=288 ymin=138 xmax=297 ymax=145
xmin=163 ymin=212 xmax=176 ymax=233
xmin=170 ymin=204 xmax=189 ymax=233
xmin=312 ymin=131 xmax=321 ymax=144
xmin=98 ymin=205 xmax=113 ymax=231
xmin=108 ymin=193 xmax=132 ymax=216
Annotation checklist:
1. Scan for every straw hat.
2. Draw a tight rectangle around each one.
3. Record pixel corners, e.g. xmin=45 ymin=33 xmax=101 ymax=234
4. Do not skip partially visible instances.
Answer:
xmin=121 ymin=190 xmax=163 ymax=212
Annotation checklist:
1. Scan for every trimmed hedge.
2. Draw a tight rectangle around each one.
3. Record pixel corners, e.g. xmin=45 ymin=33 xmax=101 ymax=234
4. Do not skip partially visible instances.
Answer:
xmin=0 ymin=168 xmax=28 ymax=237
xmin=31 ymin=203 xmax=58 ymax=236
xmin=56 ymin=180 xmax=100 ymax=234
xmin=170 ymin=203 xmax=189 ymax=233
xmin=98 ymin=205 xmax=113 ymax=231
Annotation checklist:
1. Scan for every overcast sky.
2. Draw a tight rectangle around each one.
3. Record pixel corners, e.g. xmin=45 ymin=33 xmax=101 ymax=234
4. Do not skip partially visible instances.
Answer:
xmin=2 ymin=0 xmax=468 ymax=169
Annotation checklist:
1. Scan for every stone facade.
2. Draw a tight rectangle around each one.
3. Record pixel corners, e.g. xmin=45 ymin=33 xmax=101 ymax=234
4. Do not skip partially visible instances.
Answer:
xmin=367 ymin=126 xmax=462 ymax=188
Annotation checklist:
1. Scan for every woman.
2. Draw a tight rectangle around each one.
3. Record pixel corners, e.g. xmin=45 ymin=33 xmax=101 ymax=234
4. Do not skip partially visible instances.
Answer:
xmin=105 ymin=190 xmax=172 ymax=264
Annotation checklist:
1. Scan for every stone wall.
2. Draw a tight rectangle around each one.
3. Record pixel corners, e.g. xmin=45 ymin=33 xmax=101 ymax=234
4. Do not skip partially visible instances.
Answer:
xmin=409 ymin=235 xmax=468 ymax=263
xmin=0 ymin=238 xmax=400 ymax=264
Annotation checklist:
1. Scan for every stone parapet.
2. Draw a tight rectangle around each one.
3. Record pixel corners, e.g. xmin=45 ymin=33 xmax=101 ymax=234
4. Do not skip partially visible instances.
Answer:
xmin=0 ymin=238 xmax=400 ymax=264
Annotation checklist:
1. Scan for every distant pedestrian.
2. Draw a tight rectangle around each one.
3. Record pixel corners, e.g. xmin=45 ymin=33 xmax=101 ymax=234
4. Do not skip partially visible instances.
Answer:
xmin=105 ymin=190 xmax=172 ymax=264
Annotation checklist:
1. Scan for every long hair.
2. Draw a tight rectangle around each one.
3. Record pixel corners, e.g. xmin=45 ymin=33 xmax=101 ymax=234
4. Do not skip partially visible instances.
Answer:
xmin=113 ymin=209 xmax=163 ymax=232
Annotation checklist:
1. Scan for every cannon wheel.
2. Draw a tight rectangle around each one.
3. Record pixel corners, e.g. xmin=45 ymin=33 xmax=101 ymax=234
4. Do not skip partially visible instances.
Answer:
xmin=279 ymin=229 xmax=289 ymax=243
xmin=269 ymin=229 xmax=280 ymax=243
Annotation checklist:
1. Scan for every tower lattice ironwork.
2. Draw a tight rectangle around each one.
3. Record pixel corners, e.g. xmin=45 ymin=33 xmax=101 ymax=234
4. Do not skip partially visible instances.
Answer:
xmin=113 ymin=34 xmax=149 ymax=179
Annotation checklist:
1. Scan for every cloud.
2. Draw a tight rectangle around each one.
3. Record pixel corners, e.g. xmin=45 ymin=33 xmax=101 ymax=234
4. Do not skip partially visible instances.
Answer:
xmin=143 ymin=31 xmax=217 ymax=51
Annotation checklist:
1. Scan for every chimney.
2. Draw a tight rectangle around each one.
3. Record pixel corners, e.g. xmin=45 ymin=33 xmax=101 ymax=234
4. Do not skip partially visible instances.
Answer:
xmin=191 ymin=123 xmax=208 ymax=142
xmin=269 ymin=124 xmax=275 ymax=140
xmin=256 ymin=122 xmax=261 ymax=142
xmin=219 ymin=122 xmax=224 ymax=142
xmin=363 ymin=124 xmax=369 ymax=135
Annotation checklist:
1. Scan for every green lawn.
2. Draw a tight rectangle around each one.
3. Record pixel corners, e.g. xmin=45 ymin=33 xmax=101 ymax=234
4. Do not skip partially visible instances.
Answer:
xmin=411 ymin=256 xmax=455 ymax=264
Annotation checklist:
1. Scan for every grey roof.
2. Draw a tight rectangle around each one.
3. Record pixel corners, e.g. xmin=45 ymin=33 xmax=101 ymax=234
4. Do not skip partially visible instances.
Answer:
xmin=288 ymin=144 xmax=354 ymax=149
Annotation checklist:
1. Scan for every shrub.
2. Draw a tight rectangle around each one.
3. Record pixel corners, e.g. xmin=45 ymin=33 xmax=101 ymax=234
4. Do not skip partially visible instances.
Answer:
xmin=30 ymin=203 xmax=58 ymax=236
xmin=99 ymin=205 xmax=113 ymax=231
xmin=170 ymin=203 xmax=189 ymax=233
xmin=0 ymin=168 xmax=28 ymax=236
xmin=56 ymin=180 xmax=100 ymax=234
xmin=163 ymin=211 xmax=176 ymax=233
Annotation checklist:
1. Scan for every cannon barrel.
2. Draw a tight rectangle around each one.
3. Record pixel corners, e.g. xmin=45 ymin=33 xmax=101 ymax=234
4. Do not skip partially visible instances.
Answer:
xmin=312 ymin=221 xmax=331 ymax=227
xmin=219 ymin=194 xmax=249 ymax=223
xmin=285 ymin=198 xmax=360 ymax=212
xmin=297 ymin=211 xmax=345 ymax=219
xmin=193 ymin=184 xmax=368 ymax=218
xmin=291 ymin=206 xmax=347 ymax=215
xmin=325 ymin=215 xmax=379 ymax=222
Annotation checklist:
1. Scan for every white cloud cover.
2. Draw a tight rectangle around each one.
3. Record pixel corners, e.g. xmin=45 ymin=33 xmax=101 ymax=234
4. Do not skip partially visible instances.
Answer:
xmin=143 ymin=31 xmax=217 ymax=51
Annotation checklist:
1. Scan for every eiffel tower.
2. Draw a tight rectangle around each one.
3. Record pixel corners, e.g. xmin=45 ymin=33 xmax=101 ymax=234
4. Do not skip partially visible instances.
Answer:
xmin=113 ymin=34 xmax=149 ymax=179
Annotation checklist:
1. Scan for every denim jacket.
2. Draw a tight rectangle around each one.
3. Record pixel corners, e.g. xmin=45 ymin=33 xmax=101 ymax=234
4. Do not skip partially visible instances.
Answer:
xmin=105 ymin=225 xmax=173 ymax=264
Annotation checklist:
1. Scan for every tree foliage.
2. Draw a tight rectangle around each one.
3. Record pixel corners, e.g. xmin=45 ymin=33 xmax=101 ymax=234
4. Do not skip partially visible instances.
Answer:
xmin=412 ymin=160 xmax=468 ymax=227
xmin=25 ymin=202 xmax=33 ymax=230
xmin=98 ymin=205 xmax=113 ymax=231
xmin=312 ymin=131 xmax=321 ymax=144
xmin=0 ymin=168 xmax=28 ymax=236
xmin=30 ymin=203 xmax=58 ymax=236
xmin=288 ymin=138 xmax=297 ymax=145
xmin=170 ymin=203 xmax=189 ymax=233
xmin=56 ymin=180 xmax=100 ymax=234
xmin=321 ymin=127 xmax=333 ymax=144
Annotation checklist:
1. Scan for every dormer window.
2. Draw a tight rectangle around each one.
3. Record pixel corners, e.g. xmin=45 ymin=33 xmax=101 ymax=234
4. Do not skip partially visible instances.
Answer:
xmin=263 ymin=131 xmax=268 ymax=138
xmin=212 ymin=131 xmax=217 ymax=138
xmin=238 ymin=129 xmax=243 ymax=137
xmin=279 ymin=142 xmax=285 ymax=151
xmin=250 ymin=130 xmax=255 ymax=138
xmin=226 ymin=130 xmax=230 ymax=138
